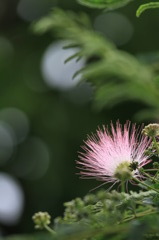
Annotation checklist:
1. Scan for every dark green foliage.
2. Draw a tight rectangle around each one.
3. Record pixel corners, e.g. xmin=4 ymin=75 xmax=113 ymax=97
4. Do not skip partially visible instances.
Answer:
xmin=77 ymin=0 xmax=133 ymax=10
xmin=1 ymin=191 xmax=159 ymax=240
xmin=33 ymin=8 xmax=159 ymax=119
xmin=2 ymin=0 xmax=159 ymax=239
xmin=39 ymin=190 xmax=158 ymax=240
xmin=4 ymin=190 xmax=159 ymax=240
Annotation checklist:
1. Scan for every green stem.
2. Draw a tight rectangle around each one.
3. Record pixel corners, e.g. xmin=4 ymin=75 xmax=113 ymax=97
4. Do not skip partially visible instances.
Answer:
xmin=121 ymin=181 xmax=125 ymax=192
xmin=122 ymin=209 xmax=157 ymax=223
xmin=142 ymin=171 xmax=159 ymax=183
xmin=154 ymin=171 xmax=159 ymax=180
xmin=133 ymin=177 xmax=159 ymax=194
xmin=44 ymin=225 xmax=56 ymax=236
xmin=144 ymin=169 xmax=159 ymax=172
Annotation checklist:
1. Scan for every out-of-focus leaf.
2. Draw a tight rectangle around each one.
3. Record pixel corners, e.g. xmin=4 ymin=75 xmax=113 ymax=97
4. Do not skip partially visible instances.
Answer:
xmin=134 ymin=109 xmax=159 ymax=121
xmin=136 ymin=2 xmax=159 ymax=17
xmin=33 ymin=8 xmax=159 ymax=119
xmin=128 ymin=220 xmax=147 ymax=240
xmin=77 ymin=0 xmax=133 ymax=10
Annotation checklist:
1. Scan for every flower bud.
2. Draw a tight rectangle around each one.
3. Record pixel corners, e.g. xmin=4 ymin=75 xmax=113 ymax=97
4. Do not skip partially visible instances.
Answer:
xmin=114 ymin=161 xmax=132 ymax=181
xmin=142 ymin=123 xmax=159 ymax=138
xmin=153 ymin=162 xmax=159 ymax=169
xmin=32 ymin=212 xmax=51 ymax=229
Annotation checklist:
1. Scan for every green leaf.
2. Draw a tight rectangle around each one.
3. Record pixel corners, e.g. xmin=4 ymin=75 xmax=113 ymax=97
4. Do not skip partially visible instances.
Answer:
xmin=77 ymin=0 xmax=133 ymax=10
xmin=136 ymin=2 xmax=159 ymax=17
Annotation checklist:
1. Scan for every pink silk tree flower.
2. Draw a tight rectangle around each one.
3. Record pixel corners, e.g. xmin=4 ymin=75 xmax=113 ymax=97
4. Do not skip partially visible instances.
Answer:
xmin=77 ymin=121 xmax=151 ymax=185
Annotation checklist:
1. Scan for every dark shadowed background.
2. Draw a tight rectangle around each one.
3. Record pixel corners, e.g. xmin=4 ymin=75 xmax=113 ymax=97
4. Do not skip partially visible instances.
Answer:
xmin=0 ymin=0 xmax=159 ymax=236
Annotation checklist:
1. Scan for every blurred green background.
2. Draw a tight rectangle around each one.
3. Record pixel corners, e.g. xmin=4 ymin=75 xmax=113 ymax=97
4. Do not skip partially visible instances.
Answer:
xmin=0 ymin=0 xmax=159 ymax=237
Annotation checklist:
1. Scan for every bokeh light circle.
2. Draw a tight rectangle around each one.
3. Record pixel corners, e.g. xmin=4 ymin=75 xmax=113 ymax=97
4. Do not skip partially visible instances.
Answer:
xmin=41 ymin=41 xmax=85 ymax=90
xmin=0 ymin=173 xmax=24 ymax=225
xmin=17 ymin=0 xmax=57 ymax=22
xmin=0 ymin=108 xmax=30 ymax=144
xmin=0 ymin=122 xmax=15 ymax=166
xmin=94 ymin=12 xmax=133 ymax=46
xmin=12 ymin=137 xmax=50 ymax=180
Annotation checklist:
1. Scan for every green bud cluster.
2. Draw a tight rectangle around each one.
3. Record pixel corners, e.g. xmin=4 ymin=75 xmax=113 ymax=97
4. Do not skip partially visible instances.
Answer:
xmin=144 ymin=142 xmax=159 ymax=157
xmin=53 ymin=189 xmax=157 ymax=235
xmin=153 ymin=162 xmax=159 ymax=169
xmin=32 ymin=212 xmax=51 ymax=229
xmin=54 ymin=190 xmax=128 ymax=227
xmin=142 ymin=123 xmax=159 ymax=138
